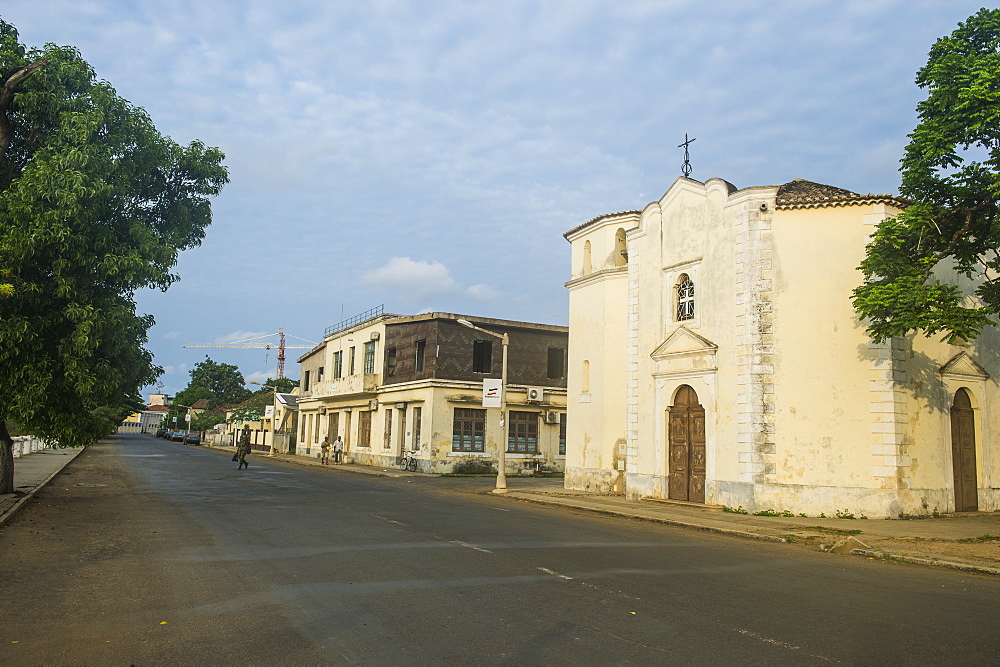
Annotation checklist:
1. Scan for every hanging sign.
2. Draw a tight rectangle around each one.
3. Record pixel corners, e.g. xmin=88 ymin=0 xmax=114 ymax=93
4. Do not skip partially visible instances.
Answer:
xmin=482 ymin=379 xmax=502 ymax=408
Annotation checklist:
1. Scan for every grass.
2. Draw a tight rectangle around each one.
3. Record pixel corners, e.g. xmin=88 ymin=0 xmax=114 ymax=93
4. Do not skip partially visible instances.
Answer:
xmin=957 ymin=534 xmax=1000 ymax=543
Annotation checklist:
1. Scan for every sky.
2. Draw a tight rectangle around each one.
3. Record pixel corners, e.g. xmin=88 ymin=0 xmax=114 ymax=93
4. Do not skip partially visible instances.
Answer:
xmin=3 ymin=0 xmax=994 ymax=396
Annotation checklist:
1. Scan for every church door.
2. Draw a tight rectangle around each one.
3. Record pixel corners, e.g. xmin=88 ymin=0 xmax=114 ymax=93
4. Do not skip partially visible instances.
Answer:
xmin=668 ymin=385 xmax=706 ymax=503
xmin=951 ymin=388 xmax=978 ymax=512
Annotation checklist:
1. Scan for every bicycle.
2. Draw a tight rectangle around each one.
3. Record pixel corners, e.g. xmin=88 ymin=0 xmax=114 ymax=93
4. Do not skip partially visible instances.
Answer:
xmin=398 ymin=450 xmax=418 ymax=472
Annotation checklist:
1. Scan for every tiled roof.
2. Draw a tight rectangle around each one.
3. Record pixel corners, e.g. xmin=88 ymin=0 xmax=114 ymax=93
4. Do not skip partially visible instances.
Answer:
xmin=563 ymin=210 xmax=641 ymax=239
xmin=145 ymin=404 xmax=169 ymax=413
xmin=191 ymin=398 xmax=210 ymax=409
xmin=775 ymin=179 xmax=907 ymax=210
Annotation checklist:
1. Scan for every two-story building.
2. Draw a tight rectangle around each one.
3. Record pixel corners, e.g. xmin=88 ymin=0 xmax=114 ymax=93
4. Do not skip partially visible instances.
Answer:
xmin=296 ymin=310 xmax=569 ymax=473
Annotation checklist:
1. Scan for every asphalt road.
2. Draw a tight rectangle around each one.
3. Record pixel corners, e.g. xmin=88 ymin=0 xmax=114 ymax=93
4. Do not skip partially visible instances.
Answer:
xmin=2 ymin=434 xmax=999 ymax=664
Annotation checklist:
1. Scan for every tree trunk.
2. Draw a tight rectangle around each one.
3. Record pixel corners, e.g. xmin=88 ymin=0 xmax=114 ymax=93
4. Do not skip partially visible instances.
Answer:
xmin=0 ymin=419 xmax=15 ymax=495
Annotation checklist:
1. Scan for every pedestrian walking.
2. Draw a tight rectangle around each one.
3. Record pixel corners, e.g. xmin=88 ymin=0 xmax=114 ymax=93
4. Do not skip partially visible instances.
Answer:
xmin=332 ymin=435 xmax=343 ymax=464
xmin=320 ymin=437 xmax=331 ymax=465
xmin=236 ymin=428 xmax=252 ymax=469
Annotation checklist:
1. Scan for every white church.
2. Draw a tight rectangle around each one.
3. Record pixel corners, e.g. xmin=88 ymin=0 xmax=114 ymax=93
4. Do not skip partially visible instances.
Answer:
xmin=563 ymin=176 xmax=999 ymax=518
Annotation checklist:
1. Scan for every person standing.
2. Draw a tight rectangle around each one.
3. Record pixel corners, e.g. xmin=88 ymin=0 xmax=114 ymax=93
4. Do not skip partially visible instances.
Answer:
xmin=236 ymin=428 xmax=252 ymax=469
xmin=332 ymin=435 xmax=344 ymax=464
xmin=319 ymin=437 xmax=331 ymax=465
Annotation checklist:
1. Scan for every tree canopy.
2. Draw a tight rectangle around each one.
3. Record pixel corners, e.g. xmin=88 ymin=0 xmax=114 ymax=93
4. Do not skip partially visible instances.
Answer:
xmin=0 ymin=21 xmax=228 ymax=492
xmin=853 ymin=8 xmax=1000 ymax=343
xmin=167 ymin=357 xmax=251 ymax=425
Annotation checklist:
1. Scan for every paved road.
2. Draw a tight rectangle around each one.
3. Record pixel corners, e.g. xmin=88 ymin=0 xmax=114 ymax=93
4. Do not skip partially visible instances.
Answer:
xmin=2 ymin=434 xmax=999 ymax=664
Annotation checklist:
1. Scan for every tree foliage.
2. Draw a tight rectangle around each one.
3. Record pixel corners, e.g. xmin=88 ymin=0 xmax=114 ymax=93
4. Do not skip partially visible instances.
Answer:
xmin=168 ymin=357 xmax=251 ymax=425
xmin=0 ymin=21 xmax=227 ymax=492
xmin=853 ymin=8 xmax=1000 ymax=343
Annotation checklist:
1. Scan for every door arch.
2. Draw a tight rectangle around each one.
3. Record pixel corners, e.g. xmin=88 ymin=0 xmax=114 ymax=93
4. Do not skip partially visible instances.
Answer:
xmin=668 ymin=385 xmax=706 ymax=503
xmin=951 ymin=388 xmax=978 ymax=511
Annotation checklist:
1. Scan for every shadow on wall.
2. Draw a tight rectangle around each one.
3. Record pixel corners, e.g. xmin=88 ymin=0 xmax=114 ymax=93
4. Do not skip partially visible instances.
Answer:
xmin=853 ymin=327 xmax=1000 ymax=417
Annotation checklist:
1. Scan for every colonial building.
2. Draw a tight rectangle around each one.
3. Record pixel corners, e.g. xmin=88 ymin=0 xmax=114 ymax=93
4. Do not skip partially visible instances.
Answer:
xmin=564 ymin=176 xmax=1000 ymax=518
xmin=296 ymin=311 xmax=568 ymax=473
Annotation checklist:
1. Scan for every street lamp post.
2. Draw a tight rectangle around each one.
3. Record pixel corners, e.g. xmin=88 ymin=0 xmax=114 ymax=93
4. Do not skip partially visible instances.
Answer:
xmin=457 ymin=319 xmax=509 ymax=494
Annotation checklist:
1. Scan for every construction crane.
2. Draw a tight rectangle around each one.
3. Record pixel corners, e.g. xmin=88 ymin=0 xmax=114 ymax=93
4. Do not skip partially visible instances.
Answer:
xmin=183 ymin=329 xmax=316 ymax=379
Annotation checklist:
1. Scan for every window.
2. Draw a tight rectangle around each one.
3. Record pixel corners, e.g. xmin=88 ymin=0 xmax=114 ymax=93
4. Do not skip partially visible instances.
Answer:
xmin=559 ymin=414 xmax=566 ymax=455
xmin=473 ymin=340 xmax=492 ymax=373
xmin=453 ymin=408 xmax=486 ymax=452
xmin=317 ymin=366 xmax=325 ymax=382
xmin=386 ymin=347 xmax=397 ymax=377
xmin=508 ymin=411 xmax=539 ymax=453
xmin=364 ymin=340 xmax=376 ymax=373
xmin=614 ymin=228 xmax=628 ymax=266
xmin=677 ymin=273 xmax=695 ymax=321
xmin=349 ymin=346 xmax=356 ymax=375
xmin=582 ymin=360 xmax=590 ymax=393
xmin=415 ymin=339 xmax=426 ymax=373
xmin=583 ymin=240 xmax=592 ymax=274
xmin=333 ymin=351 xmax=343 ymax=379
xmin=358 ymin=411 xmax=371 ymax=448
xmin=412 ymin=407 xmax=422 ymax=449
xmin=547 ymin=347 xmax=565 ymax=379
xmin=303 ymin=370 xmax=311 ymax=391
xmin=384 ymin=408 xmax=393 ymax=449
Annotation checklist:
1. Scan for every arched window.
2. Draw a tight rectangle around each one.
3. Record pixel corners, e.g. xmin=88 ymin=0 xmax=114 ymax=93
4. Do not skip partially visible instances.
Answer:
xmin=677 ymin=274 xmax=695 ymax=321
xmin=582 ymin=360 xmax=590 ymax=393
xmin=613 ymin=228 xmax=627 ymax=267
xmin=583 ymin=240 xmax=593 ymax=274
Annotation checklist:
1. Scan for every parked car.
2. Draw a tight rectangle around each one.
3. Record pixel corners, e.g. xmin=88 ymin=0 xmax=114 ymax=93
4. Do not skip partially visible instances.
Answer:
xmin=183 ymin=432 xmax=201 ymax=445
xmin=170 ymin=431 xmax=186 ymax=442
xmin=155 ymin=428 xmax=168 ymax=438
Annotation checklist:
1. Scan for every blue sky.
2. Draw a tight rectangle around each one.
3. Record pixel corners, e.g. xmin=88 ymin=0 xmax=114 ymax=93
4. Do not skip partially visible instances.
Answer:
xmin=2 ymin=1 xmax=992 ymax=396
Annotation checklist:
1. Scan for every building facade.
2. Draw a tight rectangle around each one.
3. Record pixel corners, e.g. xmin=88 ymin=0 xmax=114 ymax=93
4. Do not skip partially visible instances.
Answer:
xmin=295 ymin=312 xmax=568 ymax=473
xmin=565 ymin=176 xmax=1000 ymax=518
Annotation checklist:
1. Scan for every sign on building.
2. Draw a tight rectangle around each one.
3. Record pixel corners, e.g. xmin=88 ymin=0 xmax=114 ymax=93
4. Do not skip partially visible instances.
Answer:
xmin=482 ymin=379 xmax=502 ymax=408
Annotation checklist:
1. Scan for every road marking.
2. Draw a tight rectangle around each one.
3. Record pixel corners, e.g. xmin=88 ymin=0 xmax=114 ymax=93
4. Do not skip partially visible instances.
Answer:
xmin=451 ymin=540 xmax=493 ymax=553
xmin=372 ymin=515 xmax=405 ymax=526
xmin=735 ymin=628 xmax=836 ymax=662
xmin=537 ymin=567 xmax=573 ymax=580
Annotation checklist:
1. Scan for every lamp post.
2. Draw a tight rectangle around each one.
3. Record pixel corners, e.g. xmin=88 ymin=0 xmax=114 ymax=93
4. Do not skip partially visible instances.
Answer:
xmin=457 ymin=319 xmax=509 ymax=494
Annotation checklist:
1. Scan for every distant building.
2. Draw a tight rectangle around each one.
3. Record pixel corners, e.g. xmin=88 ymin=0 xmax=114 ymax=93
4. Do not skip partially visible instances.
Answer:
xmin=564 ymin=176 xmax=1000 ymax=517
xmin=118 ymin=397 xmax=171 ymax=434
xmin=296 ymin=311 xmax=568 ymax=473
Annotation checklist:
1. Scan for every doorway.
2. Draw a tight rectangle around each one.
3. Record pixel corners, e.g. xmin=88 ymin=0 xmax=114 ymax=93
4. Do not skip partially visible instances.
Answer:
xmin=668 ymin=385 xmax=706 ymax=503
xmin=951 ymin=388 xmax=978 ymax=512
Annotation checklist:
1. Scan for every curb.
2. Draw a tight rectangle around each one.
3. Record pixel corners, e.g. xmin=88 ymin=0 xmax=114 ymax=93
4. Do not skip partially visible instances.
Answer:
xmin=502 ymin=493 xmax=789 ymax=544
xmin=851 ymin=548 xmax=1000 ymax=577
xmin=0 ymin=448 xmax=84 ymax=528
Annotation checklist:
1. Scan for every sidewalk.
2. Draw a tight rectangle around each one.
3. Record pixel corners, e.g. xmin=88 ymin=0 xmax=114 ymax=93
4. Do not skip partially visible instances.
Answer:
xmin=0 ymin=447 xmax=84 ymax=527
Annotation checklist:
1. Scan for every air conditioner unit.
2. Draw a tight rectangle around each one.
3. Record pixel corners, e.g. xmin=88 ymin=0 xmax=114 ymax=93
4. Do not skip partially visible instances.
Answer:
xmin=545 ymin=411 xmax=560 ymax=424
xmin=369 ymin=399 xmax=379 ymax=411
xmin=319 ymin=407 xmax=328 ymax=415
xmin=370 ymin=332 xmax=380 ymax=341
xmin=526 ymin=387 xmax=543 ymax=402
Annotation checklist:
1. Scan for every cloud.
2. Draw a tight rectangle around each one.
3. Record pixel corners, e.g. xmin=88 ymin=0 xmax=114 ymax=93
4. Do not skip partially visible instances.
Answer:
xmin=162 ymin=331 xmax=181 ymax=340
xmin=361 ymin=257 xmax=459 ymax=300
xmin=212 ymin=330 xmax=273 ymax=344
xmin=466 ymin=284 xmax=499 ymax=300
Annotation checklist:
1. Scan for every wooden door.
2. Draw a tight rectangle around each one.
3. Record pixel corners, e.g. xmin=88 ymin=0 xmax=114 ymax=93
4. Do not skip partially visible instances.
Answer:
xmin=668 ymin=385 xmax=706 ymax=503
xmin=951 ymin=389 xmax=978 ymax=512
xmin=327 ymin=411 xmax=339 ymax=442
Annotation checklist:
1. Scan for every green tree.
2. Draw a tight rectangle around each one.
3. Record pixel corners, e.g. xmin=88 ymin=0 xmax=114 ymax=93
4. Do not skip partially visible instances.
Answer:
xmin=853 ymin=8 xmax=1000 ymax=343
xmin=181 ymin=357 xmax=251 ymax=407
xmin=0 ymin=22 xmax=228 ymax=493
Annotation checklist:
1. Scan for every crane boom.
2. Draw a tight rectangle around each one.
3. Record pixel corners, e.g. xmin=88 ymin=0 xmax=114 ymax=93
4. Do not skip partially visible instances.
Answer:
xmin=182 ymin=328 xmax=316 ymax=378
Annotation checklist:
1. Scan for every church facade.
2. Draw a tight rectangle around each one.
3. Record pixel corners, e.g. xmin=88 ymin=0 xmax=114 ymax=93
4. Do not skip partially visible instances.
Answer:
xmin=564 ymin=176 xmax=999 ymax=518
